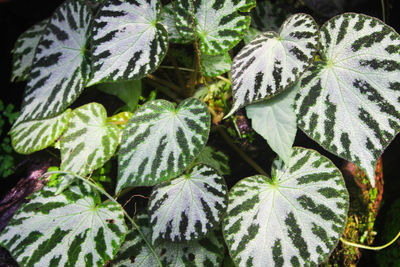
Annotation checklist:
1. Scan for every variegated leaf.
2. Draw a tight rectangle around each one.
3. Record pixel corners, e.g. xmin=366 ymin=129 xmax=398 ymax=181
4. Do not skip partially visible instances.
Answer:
xmin=11 ymin=19 xmax=48 ymax=82
xmin=295 ymin=13 xmax=400 ymax=186
xmin=60 ymin=103 xmax=119 ymax=176
xmin=223 ymin=147 xmax=349 ymax=266
xmin=201 ymin=52 xmax=231 ymax=77
xmin=226 ymin=13 xmax=318 ymax=117
xmin=0 ymin=183 xmax=127 ymax=267
xmin=117 ymin=98 xmax=210 ymax=191
xmin=17 ymin=0 xmax=91 ymax=123
xmin=161 ymin=3 xmax=191 ymax=44
xmin=88 ymin=0 xmax=168 ymax=85
xmin=250 ymin=0 xmax=290 ymax=32
xmin=246 ymin=83 xmax=298 ymax=165
xmin=174 ymin=0 xmax=256 ymax=55
xmin=193 ymin=146 xmax=230 ymax=175
xmin=149 ymin=165 xmax=227 ymax=243
xmin=112 ymin=213 xmax=225 ymax=267
xmin=10 ymin=109 xmax=71 ymax=154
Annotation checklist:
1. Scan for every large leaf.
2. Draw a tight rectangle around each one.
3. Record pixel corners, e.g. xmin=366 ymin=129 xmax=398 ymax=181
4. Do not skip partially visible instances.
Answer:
xmin=112 ymin=213 xmax=225 ymax=267
xmin=193 ymin=146 xmax=230 ymax=175
xmin=117 ymin=98 xmax=210 ymax=191
xmin=295 ymin=13 xmax=400 ymax=186
xmin=174 ymin=0 xmax=256 ymax=55
xmin=88 ymin=0 xmax=168 ymax=85
xmin=148 ymin=165 xmax=227 ymax=243
xmin=0 ymin=183 xmax=127 ymax=267
xmin=246 ymin=83 xmax=298 ymax=165
xmin=60 ymin=103 xmax=119 ymax=176
xmin=10 ymin=109 xmax=71 ymax=154
xmin=97 ymin=80 xmax=142 ymax=111
xmin=17 ymin=0 xmax=91 ymax=123
xmin=11 ymin=19 xmax=48 ymax=82
xmin=223 ymin=147 xmax=349 ymax=266
xmin=226 ymin=13 xmax=318 ymax=117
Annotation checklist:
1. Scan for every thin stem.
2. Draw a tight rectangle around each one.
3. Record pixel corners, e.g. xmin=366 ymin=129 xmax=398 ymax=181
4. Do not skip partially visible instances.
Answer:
xmin=381 ymin=0 xmax=386 ymax=22
xmin=168 ymin=54 xmax=185 ymax=89
xmin=340 ymin=230 xmax=400 ymax=250
xmin=216 ymin=75 xmax=231 ymax=84
xmin=146 ymin=79 xmax=183 ymax=103
xmin=159 ymin=66 xmax=231 ymax=84
xmin=216 ymin=127 xmax=269 ymax=177
xmin=45 ymin=171 xmax=163 ymax=267
xmin=146 ymin=74 xmax=183 ymax=96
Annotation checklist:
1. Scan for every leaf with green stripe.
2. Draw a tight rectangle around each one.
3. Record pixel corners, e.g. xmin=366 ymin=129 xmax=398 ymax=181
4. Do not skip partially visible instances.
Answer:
xmin=112 ymin=213 xmax=225 ymax=267
xmin=60 ymin=103 xmax=119 ymax=176
xmin=174 ymin=0 xmax=256 ymax=55
xmin=160 ymin=3 xmax=191 ymax=44
xmin=201 ymin=52 xmax=231 ymax=77
xmin=10 ymin=109 xmax=71 ymax=154
xmin=295 ymin=13 xmax=400 ymax=186
xmin=223 ymin=147 xmax=349 ymax=266
xmin=117 ymin=98 xmax=210 ymax=191
xmin=17 ymin=0 xmax=91 ymax=123
xmin=149 ymin=164 xmax=227 ymax=243
xmin=11 ymin=19 xmax=48 ymax=82
xmin=88 ymin=0 xmax=168 ymax=85
xmin=193 ymin=146 xmax=230 ymax=175
xmin=226 ymin=13 xmax=318 ymax=117
xmin=0 ymin=183 xmax=127 ymax=267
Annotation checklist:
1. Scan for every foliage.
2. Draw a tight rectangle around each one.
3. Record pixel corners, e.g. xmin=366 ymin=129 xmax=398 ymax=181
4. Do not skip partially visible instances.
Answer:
xmin=2 ymin=0 xmax=400 ymax=266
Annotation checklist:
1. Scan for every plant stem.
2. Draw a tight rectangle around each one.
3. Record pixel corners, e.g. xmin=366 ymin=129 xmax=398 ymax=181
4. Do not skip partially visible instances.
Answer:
xmin=340 ymin=230 xmax=400 ymax=250
xmin=45 ymin=171 xmax=163 ymax=267
xmin=159 ymin=66 xmax=231 ymax=84
xmin=146 ymin=79 xmax=183 ymax=103
xmin=216 ymin=127 xmax=269 ymax=177
xmin=146 ymin=74 xmax=183 ymax=96
xmin=381 ymin=0 xmax=386 ymax=22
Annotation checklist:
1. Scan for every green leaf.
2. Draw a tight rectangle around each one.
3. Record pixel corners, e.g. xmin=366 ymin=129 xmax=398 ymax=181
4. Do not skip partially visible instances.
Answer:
xmin=174 ymin=0 xmax=256 ymax=55
xmin=246 ymin=83 xmax=298 ymax=165
xmin=295 ymin=13 xmax=400 ymax=186
xmin=117 ymin=98 xmax=210 ymax=191
xmin=193 ymin=146 xmax=230 ymax=175
xmin=16 ymin=0 xmax=92 ymax=123
xmin=250 ymin=0 xmax=290 ymax=32
xmin=223 ymin=147 xmax=349 ymax=266
xmin=97 ymin=80 xmax=142 ymax=111
xmin=160 ymin=3 xmax=192 ymax=44
xmin=10 ymin=109 xmax=71 ymax=154
xmin=226 ymin=13 xmax=318 ymax=117
xmin=243 ymin=27 xmax=262 ymax=44
xmin=60 ymin=103 xmax=120 ymax=176
xmin=149 ymin=165 xmax=227 ymax=243
xmin=88 ymin=0 xmax=168 ymax=85
xmin=201 ymin=52 xmax=231 ymax=77
xmin=112 ymin=213 xmax=225 ymax=267
xmin=0 ymin=183 xmax=127 ymax=267
xmin=11 ymin=19 xmax=48 ymax=82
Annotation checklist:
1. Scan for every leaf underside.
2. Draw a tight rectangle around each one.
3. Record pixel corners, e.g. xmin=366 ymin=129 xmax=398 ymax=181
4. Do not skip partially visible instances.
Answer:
xmin=295 ymin=13 xmax=400 ymax=186
xmin=227 ymin=13 xmax=318 ymax=117
xmin=223 ymin=147 xmax=349 ymax=266
xmin=117 ymin=98 xmax=210 ymax=191
xmin=0 ymin=183 xmax=127 ymax=267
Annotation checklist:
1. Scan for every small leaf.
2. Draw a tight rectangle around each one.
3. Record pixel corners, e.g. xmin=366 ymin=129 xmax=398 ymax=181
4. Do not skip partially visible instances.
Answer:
xmin=226 ymin=13 xmax=318 ymax=117
xmin=17 ymin=0 xmax=92 ymax=123
xmin=149 ymin=165 xmax=228 ymax=243
xmin=174 ymin=0 xmax=256 ymax=55
xmin=97 ymin=80 xmax=142 ymax=111
xmin=112 ymin=213 xmax=225 ymax=267
xmin=223 ymin=147 xmax=349 ymax=266
xmin=246 ymin=83 xmax=298 ymax=165
xmin=89 ymin=0 xmax=168 ymax=85
xmin=295 ymin=13 xmax=400 ymax=186
xmin=11 ymin=19 xmax=48 ymax=82
xmin=160 ymin=3 xmax=192 ymax=44
xmin=201 ymin=52 xmax=231 ymax=77
xmin=193 ymin=146 xmax=230 ymax=175
xmin=10 ymin=109 xmax=71 ymax=154
xmin=0 ymin=183 xmax=127 ymax=267
xmin=250 ymin=0 xmax=290 ymax=32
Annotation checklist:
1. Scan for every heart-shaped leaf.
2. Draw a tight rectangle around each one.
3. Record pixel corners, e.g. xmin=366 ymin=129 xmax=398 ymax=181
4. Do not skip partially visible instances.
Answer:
xmin=193 ymin=146 xmax=230 ymax=175
xmin=201 ymin=52 xmax=231 ymax=77
xmin=246 ymin=83 xmax=298 ymax=165
xmin=149 ymin=165 xmax=227 ymax=243
xmin=174 ymin=0 xmax=256 ymax=55
xmin=226 ymin=13 xmax=318 ymax=117
xmin=60 ymin=103 xmax=119 ymax=176
xmin=11 ymin=19 xmax=48 ymax=82
xmin=10 ymin=109 xmax=71 ymax=154
xmin=17 ymin=0 xmax=92 ymax=123
xmin=118 ymin=98 xmax=210 ymax=191
xmin=112 ymin=213 xmax=225 ymax=267
xmin=88 ymin=0 xmax=168 ymax=85
xmin=223 ymin=147 xmax=349 ymax=266
xmin=295 ymin=13 xmax=400 ymax=186
xmin=0 ymin=183 xmax=127 ymax=267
